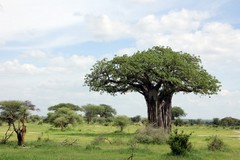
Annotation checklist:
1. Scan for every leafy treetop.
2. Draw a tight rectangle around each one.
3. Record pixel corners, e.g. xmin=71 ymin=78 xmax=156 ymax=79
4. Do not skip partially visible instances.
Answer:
xmin=85 ymin=46 xmax=221 ymax=96
xmin=48 ymin=103 xmax=81 ymax=111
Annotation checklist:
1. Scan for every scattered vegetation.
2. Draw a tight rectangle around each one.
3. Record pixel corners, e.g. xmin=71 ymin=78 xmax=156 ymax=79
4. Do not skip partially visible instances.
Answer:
xmin=207 ymin=135 xmax=225 ymax=151
xmin=0 ymin=123 xmax=240 ymax=160
xmin=134 ymin=125 xmax=168 ymax=144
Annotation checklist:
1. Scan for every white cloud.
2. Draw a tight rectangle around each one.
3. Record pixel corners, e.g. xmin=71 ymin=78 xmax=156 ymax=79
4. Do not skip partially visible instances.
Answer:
xmin=69 ymin=55 xmax=96 ymax=68
xmin=0 ymin=54 xmax=97 ymax=114
xmin=134 ymin=9 xmax=209 ymax=36
xmin=22 ymin=50 xmax=47 ymax=58
xmin=49 ymin=55 xmax=96 ymax=71
xmin=160 ymin=9 xmax=209 ymax=33
xmin=0 ymin=0 xmax=83 ymax=46
xmin=115 ymin=47 xmax=138 ymax=56
xmin=219 ymin=89 xmax=231 ymax=96
xmin=85 ymin=15 xmax=130 ymax=41
xmin=0 ymin=59 xmax=44 ymax=74
xmin=129 ymin=9 xmax=240 ymax=68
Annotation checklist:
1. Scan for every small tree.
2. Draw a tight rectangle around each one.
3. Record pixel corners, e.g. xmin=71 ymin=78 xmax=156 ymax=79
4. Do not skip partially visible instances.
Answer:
xmin=81 ymin=104 xmax=101 ymax=124
xmin=114 ymin=115 xmax=130 ymax=132
xmin=0 ymin=100 xmax=36 ymax=145
xmin=47 ymin=107 xmax=82 ymax=130
xmin=130 ymin=115 xmax=141 ymax=123
xmin=171 ymin=106 xmax=186 ymax=120
xmin=98 ymin=104 xmax=117 ymax=118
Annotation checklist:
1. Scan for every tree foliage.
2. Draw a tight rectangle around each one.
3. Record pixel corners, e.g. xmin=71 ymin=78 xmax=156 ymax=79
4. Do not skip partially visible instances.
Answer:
xmin=47 ymin=107 xmax=82 ymax=130
xmin=98 ymin=104 xmax=116 ymax=118
xmin=27 ymin=115 xmax=42 ymax=123
xmin=48 ymin=103 xmax=81 ymax=111
xmin=167 ymin=129 xmax=192 ymax=155
xmin=171 ymin=106 xmax=186 ymax=120
xmin=81 ymin=104 xmax=116 ymax=124
xmin=220 ymin=117 xmax=240 ymax=126
xmin=212 ymin=118 xmax=220 ymax=126
xmin=130 ymin=115 xmax=141 ymax=123
xmin=81 ymin=104 xmax=102 ymax=124
xmin=114 ymin=115 xmax=130 ymax=132
xmin=85 ymin=46 xmax=221 ymax=132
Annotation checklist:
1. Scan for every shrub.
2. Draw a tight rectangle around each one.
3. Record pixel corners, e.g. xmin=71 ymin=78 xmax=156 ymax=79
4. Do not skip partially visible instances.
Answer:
xmin=167 ymin=129 xmax=192 ymax=155
xmin=207 ymin=135 xmax=225 ymax=151
xmin=174 ymin=118 xmax=185 ymax=126
xmin=130 ymin=115 xmax=141 ymax=123
xmin=134 ymin=125 xmax=168 ymax=144
xmin=114 ymin=116 xmax=130 ymax=132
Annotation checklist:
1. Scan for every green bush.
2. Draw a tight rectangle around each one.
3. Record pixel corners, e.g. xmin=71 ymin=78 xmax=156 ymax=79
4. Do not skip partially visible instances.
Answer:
xmin=134 ymin=125 xmax=168 ymax=144
xmin=167 ymin=129 xmax=192 ymax=155
xmin=207 ymin=135 xmax=225 ymax=151
xmin=114 ymin=116 xmax=130 ymax=132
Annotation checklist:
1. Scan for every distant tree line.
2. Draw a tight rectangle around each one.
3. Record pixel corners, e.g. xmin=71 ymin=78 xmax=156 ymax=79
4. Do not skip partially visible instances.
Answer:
xmin=212 ymin=117 xmax=240 ymax=127
xmin=173 ymin=117 xmax=240 ymax=127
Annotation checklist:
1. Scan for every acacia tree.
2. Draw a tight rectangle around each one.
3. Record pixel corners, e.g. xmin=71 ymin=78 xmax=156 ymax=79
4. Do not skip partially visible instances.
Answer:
xmin=98 ymin=104 xmax=117 ymax=118
xmin=46 ymin=103 xmax=82 ymax=130
xmin=0 ymin=100 xmax=36 ymax=145
xmin=81 ymin=104 xmax=101 ymax=124
xmin=47 ymin=108 xmax=82 ymax=130
xmin=81 ymin=104 xmax=117 ymax=123
xmin=171 ymin=106 xmax=186 ymax=120
xmin=48 ymin=103 xmax=81 ymax=111
xmin=84 ymin=46 xmax=221 ymax=132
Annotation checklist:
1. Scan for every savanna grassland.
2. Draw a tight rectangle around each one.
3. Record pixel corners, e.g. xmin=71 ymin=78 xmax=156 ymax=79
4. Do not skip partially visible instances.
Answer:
xmin=0 ymin=123 xmax=240 ymax=160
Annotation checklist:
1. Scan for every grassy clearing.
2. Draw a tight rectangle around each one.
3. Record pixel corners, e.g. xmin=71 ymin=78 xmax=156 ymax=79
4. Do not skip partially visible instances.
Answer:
xmin=0 ymin=123 xmax=240 ymax=160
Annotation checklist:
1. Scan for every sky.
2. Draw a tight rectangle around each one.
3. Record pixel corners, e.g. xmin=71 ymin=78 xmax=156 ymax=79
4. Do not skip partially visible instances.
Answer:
xmin=0 ymin=0 xmax=240 ymax=119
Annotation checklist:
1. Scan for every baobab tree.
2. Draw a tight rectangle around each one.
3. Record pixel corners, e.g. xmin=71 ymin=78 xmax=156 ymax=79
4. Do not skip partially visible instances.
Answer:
xmin=84 ymin=46 xmax=221 ymax=132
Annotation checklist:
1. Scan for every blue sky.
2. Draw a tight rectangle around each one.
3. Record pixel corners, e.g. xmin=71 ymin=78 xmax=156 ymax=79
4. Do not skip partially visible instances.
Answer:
xmin=0 ymin=0 xmax=240 ymax=119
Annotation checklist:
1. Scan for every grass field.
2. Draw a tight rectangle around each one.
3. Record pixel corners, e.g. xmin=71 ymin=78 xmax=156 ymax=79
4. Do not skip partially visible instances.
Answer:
xmin=0 ymin=123 xmax=240 ymax=160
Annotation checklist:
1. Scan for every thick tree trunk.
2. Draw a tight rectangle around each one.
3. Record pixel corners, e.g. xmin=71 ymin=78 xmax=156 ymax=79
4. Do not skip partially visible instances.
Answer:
xmin=145 ymin=91 xmax=173 ymax=133
xmin=157 ymin=93 xmax=173 ymax=133
xmin=145 ymin=90 xmax=158 ymax=125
